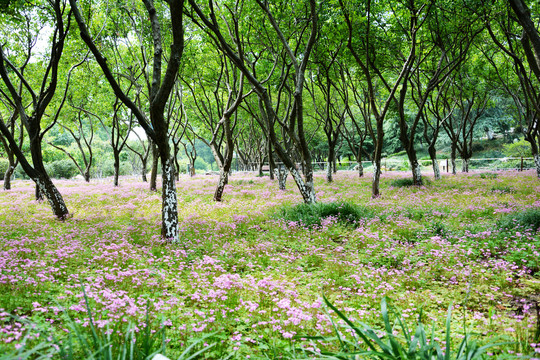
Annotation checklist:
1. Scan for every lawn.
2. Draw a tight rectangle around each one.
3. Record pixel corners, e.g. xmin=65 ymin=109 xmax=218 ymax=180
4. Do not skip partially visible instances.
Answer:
xmin=0 ymin=170 xmax=539 ymax=359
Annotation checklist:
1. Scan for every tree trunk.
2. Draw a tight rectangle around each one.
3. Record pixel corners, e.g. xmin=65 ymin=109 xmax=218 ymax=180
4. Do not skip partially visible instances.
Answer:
xmin=428 ymin=145 xmax=440 ymax=180
xmin=326 ymin=160 xmax=333 ymax=183
xmin=274 ymin=166 xmax=288 ymax=190
xmin=358 ymin=161 xmax=364 ymax=177
xmin=268 ymin=141 xmax=275 ymax=180
xmin=141 ymin=158 xmax=148 ymax=182
xmin=150 ymin=143 xmax=158 ymax=191
xmin=160 ymin=156 xmax=178 ymax=241
xmin=372 ymin=160 xmax=381 ymax=198
xmin=113 ymin=151 xmax=120 ymax=187
xmin=84 ymin=170 xmax=90 ymax=182
xmin=34 ymin=175 xmax=69 ymax=219
xmin=214 ymin=169 xmax=229 ymax=201
xmin=462 ymin=158 xmax=469 ymax=173
xmin=534 ymin=153 xmax=540 ymax=178
xmin=3 ymin=164 xmax=14 ymax=190
xmin=451 ymin=144 xmax=457 ymax=175
xmin=35 ymin=184 xmax=43 ymax=201
xmin=405 ymin=146 xmax=423 ymax=186
xmin=412 ymin=161 xmax=422 ymax=185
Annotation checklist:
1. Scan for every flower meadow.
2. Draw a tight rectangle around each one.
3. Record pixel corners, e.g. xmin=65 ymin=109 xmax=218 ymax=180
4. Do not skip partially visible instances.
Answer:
xmin=0 ymin=170 xmax=539 ymax=359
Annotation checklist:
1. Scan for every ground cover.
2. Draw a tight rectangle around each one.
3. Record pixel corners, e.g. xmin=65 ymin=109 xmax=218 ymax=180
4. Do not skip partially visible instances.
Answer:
xmin=0 ymin=171 xmax=539 ymax=359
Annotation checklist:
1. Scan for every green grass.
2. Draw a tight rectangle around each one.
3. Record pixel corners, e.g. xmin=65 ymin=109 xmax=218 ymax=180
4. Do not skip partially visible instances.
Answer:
xmin=274 ymin=201 xmax=373 ymax=227
xmin=0 ymin=172 xmax=539 ymax=358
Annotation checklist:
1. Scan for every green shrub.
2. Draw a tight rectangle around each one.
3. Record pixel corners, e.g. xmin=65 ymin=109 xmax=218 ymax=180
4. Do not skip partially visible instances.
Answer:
xmin=275 ymin=201 xmax=373 ymax=227
xmin=499 ymin=207 xmax=540 ymax=232
xmin=45 ymin=159 xmax=78 ymax=179
xmin=503 ymin=139 xmax=532 ymax=158
xmin=479 ymin=172 xmax=498 ymax=179
xmin=490 ymin=185 xmax=515 ymax=194
xmin=390 ymin=177 xmax=432 ymax=187
xmin=0 ymin=158 xmax=8 ymax=180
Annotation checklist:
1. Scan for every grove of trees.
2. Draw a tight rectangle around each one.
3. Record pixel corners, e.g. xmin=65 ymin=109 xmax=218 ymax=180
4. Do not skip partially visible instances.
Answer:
xmin=1 ymin=0 xmax=539 ymax=241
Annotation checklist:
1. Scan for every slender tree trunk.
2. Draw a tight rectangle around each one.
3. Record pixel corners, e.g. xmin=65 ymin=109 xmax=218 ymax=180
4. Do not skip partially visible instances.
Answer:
xmin=30 ymin=139 xmax=69 ymax=218
xmin=451 ymin=144 xmax=457 ymax=175
xmin=274 ymin=166 xmax=288 ymax=190
xmin=141 ymin=158 xmax=148 ymax=182
xmin=150 ymin=143 xmax=158 ymax=191
xmin=534 ymin=153 xmax=540 ymax=178
xmin=268 ymin=140 xmax=275 ymax=180
xmin=358 ymin=161 xmax=364 ymax=177
xmin=214 ymin=170 xmax=229 ymax=201
xmin=3 ymin=165 xmax=14 ymax=190
xmin=160 ymin=156 xmax=178 ymax=241
xmin=428 ymin=145 xmax=440 ymax=180
xmin=372 ymin=160 xmax=381 ymax=198
xmin=113 ymin=151 xmax=120 ymax=187
xmin=84 ymin=170 xmax=90 ymax=182
xmin=35 ymin=184 xmax=43 ymax=201
xmin=326 ymin=159 xmax=333 ymax=183
xmin=462 ymin=158 xmax=469 ymax=173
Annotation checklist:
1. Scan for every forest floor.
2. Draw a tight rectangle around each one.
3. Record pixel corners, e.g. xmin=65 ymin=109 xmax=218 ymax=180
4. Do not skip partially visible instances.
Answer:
xmin=0 ymin=170 xmax=539 ymax=359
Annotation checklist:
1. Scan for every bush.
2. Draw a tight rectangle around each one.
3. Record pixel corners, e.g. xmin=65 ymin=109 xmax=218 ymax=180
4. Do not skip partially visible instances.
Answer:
xmin=275 ymin=201 xmax=373 ymax=227
xmin=390 ymin=177 xmax=431 ymax=187
xmin=503 ymin=139 xmax=532 ymax=158
xmin=478 ymin=172 xmax=498 ymax=179
xmin=499 ymin=207 xmax=540 ymax=232
xmin=45 ymin=159 xmax=78 ymax=179
xmin=0 ymin=158 xmax=8 ymax=180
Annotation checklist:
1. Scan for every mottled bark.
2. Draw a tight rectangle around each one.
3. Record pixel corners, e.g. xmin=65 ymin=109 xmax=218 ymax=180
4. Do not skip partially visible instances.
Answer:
xmin=141 ymin=157 xmax=148 ymax=182
xmin=160 ymin=157 xmax=178 ymax=241
xmin=274 ymin=167 xmax=288 ymax=190
xmin=358 ymin=161 xmax=364 ymax=177
xmin=462 ymin=158 xmax=469 ymax=173
xmin=326 ymin=160 xmax=333 ymax=183
xmin=428 ymin=146 xmax=441 ymax=180
xmin=35 ymin=176 xmax=69 ymax=218
xmin=412 ymin=162 xmax=423 ymax=185
xmin=214 ymin=170 xmax=229 ymax=202
xmin=3 ymin=164 xmax=14 ymax=190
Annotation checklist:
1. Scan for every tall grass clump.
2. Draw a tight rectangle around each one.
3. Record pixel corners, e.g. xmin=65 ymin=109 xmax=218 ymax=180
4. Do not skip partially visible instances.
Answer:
xmin=275 ymin=201 xmax=372 ymax=227
xmin=390 ymin=178 xmax=432 ymax=188
xmin=499 ymin=207 xmax=540 ymax=232
xmin=1 ymin=289 xmax=216 ymax=360
xmin=297 ymin=296 xmax=508 ymax=359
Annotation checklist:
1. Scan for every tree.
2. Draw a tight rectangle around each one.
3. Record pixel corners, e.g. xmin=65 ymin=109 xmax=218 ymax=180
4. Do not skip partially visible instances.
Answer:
xmin=339 ymin=0 xmax=416 ymax=197
xmin=488 ymin=0 xmax=540 ymax=177
xmin=188 ymin=0 xmax=319 ymax=204
xmin=181 ymin=50 xmax=247 ymax=201
xmin=0 ymin=0 xmax=72 ymax=218
xmin=70 ymin=0 xmax=185 ymax=240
